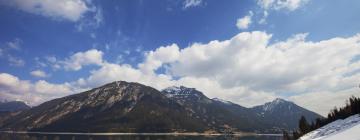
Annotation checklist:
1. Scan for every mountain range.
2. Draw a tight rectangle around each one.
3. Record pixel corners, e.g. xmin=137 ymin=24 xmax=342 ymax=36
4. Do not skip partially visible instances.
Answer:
xmin=0 ymin=81 xmax=323 ymax=133
xmin=0 ymin=101 xmax=30 ymax=112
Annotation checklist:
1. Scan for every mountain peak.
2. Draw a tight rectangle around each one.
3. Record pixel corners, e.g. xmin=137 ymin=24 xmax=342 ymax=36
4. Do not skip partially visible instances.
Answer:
xmin=162 ymin=86 xmax=195 ymax=93
xmin=252 ymin=98 xmax=294 ymax=113
xmin=161 ymin=86 xmax=208 ymax=101
xmin=212 ymin=98 xmax=233 ymax=105
xmin=272 ymin=98 xmax=288 ymax=104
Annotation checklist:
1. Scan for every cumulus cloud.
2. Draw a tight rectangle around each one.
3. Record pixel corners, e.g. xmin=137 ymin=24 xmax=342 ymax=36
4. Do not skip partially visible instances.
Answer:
xmin=257 ymin=0 xmax=310 ymax=11
xmin=74 ymin=62 xmax=174 ymax=91
xmin=0 ymin=73 xmax=79 ymax=105
xmin=38 ymin=49 xmax=104 ymax=71
xmin=70 ymin=31 xmax=360 ymax=114
xmin=2 ymin=31 xmax=360 ymax=115
xmin=129 ymin=31 xmax=360 ymax=114
xmin=168 ymin=32 xmax=360 ymax=94
xmin=138 ymin=44 xmax=180 ymax=74
xmin=183 ymin=0 xmax=202 ymax=9
xmin=0 ymin=0 xmax=90 ymax=22
xmin=30 ymin=70 xmax=49 ymax=78
xmin=236 ymin=11 xmax=253 ymax=29
xmin=62 ymin=49 xmax=104 ymax=71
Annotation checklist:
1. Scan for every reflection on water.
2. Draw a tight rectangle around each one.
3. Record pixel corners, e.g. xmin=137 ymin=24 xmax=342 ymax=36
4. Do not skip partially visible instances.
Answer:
xmin=0 ymin=133 xmax=282 ymax=140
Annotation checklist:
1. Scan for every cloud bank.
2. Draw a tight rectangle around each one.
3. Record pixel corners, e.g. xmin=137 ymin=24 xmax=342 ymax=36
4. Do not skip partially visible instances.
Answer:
xmin=1 ymin=31 xmax=360 ymax=115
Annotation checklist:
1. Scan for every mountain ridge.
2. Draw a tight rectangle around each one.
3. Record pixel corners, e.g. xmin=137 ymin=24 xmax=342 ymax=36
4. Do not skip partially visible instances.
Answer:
xmin=162 ymin=86 xmax=323 ymax=132
xmin=0 ymin=81 xmax=323 ymax=133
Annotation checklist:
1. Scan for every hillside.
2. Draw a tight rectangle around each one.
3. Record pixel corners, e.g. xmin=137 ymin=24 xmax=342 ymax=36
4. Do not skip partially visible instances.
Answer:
xmin=0 ymin=81 xmax=323 ymax=133
xmin=0 ymin=81 xmax=209 ymax=133
xmin=299 ymin=114 xmax=360 ymax=140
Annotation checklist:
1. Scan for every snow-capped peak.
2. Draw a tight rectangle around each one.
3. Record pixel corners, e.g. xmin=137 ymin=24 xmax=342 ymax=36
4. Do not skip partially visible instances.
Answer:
xmin=212 ymin=98 xmax=233 ymax=105
xmin=261 ymin=98 xmax=290 ymax=112
xmin=162 ymin=86 xmax=196 ymax=94
xmin=273 ymin=98 xmax=286 ymax=104
xmin=162 ymin=86 xmax=182 ymax=93
xmin=161 ymin=86 xmax=206 ymax=100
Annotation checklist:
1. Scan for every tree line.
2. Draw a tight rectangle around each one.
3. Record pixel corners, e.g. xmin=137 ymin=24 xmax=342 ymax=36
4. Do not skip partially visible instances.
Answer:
xmin=283 ymin=95 xmax=360 ymax=140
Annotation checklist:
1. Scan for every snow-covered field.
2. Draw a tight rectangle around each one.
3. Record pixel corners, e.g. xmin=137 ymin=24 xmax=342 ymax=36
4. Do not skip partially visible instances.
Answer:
xmin=299 ymin=114 xmax=360 ymax=140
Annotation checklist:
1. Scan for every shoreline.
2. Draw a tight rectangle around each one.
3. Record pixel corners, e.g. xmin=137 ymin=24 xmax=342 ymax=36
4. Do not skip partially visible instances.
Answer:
xmin=0 ymin=131 xmax=282 ymax=136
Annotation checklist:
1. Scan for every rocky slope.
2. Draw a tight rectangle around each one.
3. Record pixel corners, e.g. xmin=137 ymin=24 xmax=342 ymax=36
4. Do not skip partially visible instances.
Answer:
xmin=0 ymin=81 xmax=323 ymax=133
xmin=0 ymin=81 xmax=208 ymax=132
xmin=161 ymin=86 xmax=323 ymax=133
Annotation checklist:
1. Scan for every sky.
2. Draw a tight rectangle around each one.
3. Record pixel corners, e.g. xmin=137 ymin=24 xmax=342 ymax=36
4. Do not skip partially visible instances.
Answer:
xmin=0 ymin=0 xmax=359 ymax=116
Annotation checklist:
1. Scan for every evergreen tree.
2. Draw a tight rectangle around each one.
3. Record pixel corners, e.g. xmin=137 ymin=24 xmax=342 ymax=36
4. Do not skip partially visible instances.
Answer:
xmin=299 ymin=116 xmax=310 ymax=134
xmin=294 ymin=96 xmax=360 ymax=139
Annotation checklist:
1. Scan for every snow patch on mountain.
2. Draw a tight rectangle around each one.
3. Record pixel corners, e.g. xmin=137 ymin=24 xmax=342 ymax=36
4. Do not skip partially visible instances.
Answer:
xmin=259 ymin=98 xmax=289 ymax=112
xmin=212 ymin=98 xmax=233 ymax=105
xmin=162 ymin=86 xmax=199 ymax=98
xmin=299 ymin=114 xmax=360 ymax=140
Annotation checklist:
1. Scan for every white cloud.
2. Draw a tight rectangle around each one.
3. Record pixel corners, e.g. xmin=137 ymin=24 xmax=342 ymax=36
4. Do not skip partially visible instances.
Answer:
xmin=2 ymin=31 xmax=360 ymax=116
xmin=63 ymin=31 xmax=359 ymax=115
xmin=168 ymin=32 xmax=360 ymax=94
xmin=138 ymin=44 xmax=180 ymax=74
xmin=30 ymin=70 xmax=49 ymax=78
xmin=290 ymin=87 xmax=360 ymax=116
xmin=62 ymin=49 xmax=104 ymax=71
xmin=183 ymin=0 xmax=202 ymax=9
xmin=74 ymin=62 xmax=174 ymax=91
xmin=257 ymin=0 xmax=310 ymax=11
xmin=0 ymin=0 xmax=90 ymax=22
xmin=135 ymin=31 xmax=359 ymax=114
xmin=175 ymin=77 xmax=277 ymax=107
xmin=236 ymin=11 xmax=253 ymax=29
xmin=0 ymin=73 xmax=78 ymax=105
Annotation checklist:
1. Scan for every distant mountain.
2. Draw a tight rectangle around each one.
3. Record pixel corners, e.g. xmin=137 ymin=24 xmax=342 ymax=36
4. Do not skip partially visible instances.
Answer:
xmin=0 ymin=82 xmax=209 ymax=133
xmin=162 ymin=86 xmax=263 ymax=132
xmin=0 ymin=101 xmax=30 ymax=127
xmin=162 ymin=86 xmax=323 ymax=132
xmin=0 ymin=81 xmax=323 ymax=133
xmin=250 ymin=98 xmax=323 ymax=131
xmin=0 ymin=101 xmax=30 ymax=112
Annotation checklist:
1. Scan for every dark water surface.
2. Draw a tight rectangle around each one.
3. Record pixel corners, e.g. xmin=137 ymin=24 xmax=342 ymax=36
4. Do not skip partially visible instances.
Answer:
xmin=0 ymin=133 xmax=282 ymax=140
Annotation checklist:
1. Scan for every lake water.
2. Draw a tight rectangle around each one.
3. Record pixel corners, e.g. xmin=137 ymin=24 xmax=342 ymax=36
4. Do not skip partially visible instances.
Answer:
xmin=0 ymin=133 xmax=283 ymax=140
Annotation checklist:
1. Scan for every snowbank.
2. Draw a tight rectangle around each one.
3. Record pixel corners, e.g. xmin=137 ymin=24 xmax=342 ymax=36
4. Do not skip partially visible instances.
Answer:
xmin=299 ymin=114 xmax=360 ymax=140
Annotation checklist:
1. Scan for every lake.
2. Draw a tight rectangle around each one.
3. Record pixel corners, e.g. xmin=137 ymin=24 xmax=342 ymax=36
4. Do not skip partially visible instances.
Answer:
xmin=0 ymin=133 xmax=283 ymax=140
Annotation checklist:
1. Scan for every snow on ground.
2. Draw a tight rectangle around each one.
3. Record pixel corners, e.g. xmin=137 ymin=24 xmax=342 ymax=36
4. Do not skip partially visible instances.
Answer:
xmin=299 ymin=114 xmax=360 ymax=140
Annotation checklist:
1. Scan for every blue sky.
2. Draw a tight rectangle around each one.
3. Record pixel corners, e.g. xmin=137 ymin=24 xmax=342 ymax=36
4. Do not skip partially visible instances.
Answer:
xmin=0 ymin=0 xmax=360 ymax=115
